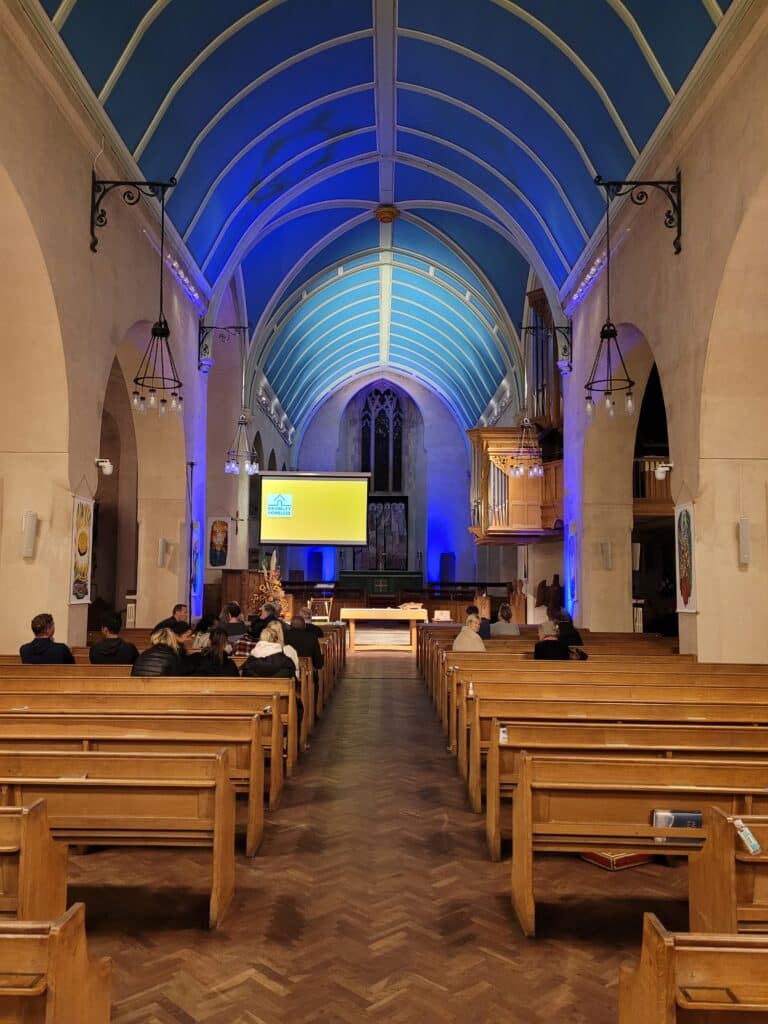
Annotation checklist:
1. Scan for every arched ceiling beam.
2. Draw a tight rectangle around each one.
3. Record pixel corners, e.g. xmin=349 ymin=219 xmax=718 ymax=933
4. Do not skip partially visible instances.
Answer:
xmin=172 ymin=35 xmax=373 ymax=181
xmin=200 ymin=131 xmax=377 ymax=271
xmin=398 ymin=30 xmax=601 ymax=179
xmin=488 ymin=0 xmax=639 ymax=153
xmin=399 ymin=83 xmax=589 ymax=239
xmin=603 ymin=0 xmax=675 ymax=98
xmin=699 ymin=0 xmax=724 ymax=25
xmin=52 ymin=0 xmax=75 ymax=30
xmin=181 ymin=84 xmax=372 ymax=240
xmin=135 ymin=25 xmax=372 ymax=159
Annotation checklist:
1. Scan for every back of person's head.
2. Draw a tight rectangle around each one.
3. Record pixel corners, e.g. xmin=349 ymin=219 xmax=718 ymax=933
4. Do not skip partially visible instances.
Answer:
xmin=207 ymin=626 xmax=230 ymax=666
xmin=102 ymin=612 xmax=122 ymax=635
xmin=547 ymin=604 xmax=565 ymax=622
xmin=465 ymin=613 xmax=481 ymax=628
xmin=466 ymin=604 xmax=480 ymax=616
xmin=150 ymin=627 xmax=179 ymax=651
xmin=290 ymin=616 xmax=306 ymax=631
xmin=194 ymin=613 xmax=217 ymax=634
xmin=224 ymin=602 xmax=242 ymax=621
xmin=261 ymin=623 xmax=283 ymax=646
xmin=168 ymin=620 xmax=192 ymax=639
xmin=31 ymin=613 xmax=54 ymax=637
xmin=498 ymin=603 xmax=512 ymax=622
xmin=300 ymin=606 xmax=313 ymax=620
xmin=538 ymin=620 xmax=558 ymax=640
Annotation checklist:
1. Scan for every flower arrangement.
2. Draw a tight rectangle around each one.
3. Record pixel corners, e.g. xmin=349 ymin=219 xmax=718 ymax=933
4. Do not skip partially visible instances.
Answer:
xmin=250 ymin=549 xmax=285 ymax=614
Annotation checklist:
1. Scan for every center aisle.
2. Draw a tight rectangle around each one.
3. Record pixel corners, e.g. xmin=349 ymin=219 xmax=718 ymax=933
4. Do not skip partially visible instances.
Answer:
xmin=74 ymin=651 xmax=688 ymax=1023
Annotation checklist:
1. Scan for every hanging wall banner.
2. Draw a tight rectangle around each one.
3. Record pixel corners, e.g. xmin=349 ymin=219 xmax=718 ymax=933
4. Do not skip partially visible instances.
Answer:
xmin=675 ymin=502 xmax=696 ymax=612
xmin=206 ymin=516 xmax=230 ymax=569
xmin=69 ymin=495 xmax=94 ymax=604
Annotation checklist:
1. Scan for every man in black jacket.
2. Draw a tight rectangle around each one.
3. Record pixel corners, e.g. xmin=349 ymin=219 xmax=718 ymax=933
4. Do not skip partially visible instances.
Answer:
xmin=153 ymin=603 xmax=188 ymax=631
xmin=20 ymin=613 xmax=75 ymax=664
xmin=298 ymin=606 xmax=324 ymax=640
xmin=284 ymin=616 xmax=324 ymax=715
xmin=89 ymin=613 xmax=139 ymax=665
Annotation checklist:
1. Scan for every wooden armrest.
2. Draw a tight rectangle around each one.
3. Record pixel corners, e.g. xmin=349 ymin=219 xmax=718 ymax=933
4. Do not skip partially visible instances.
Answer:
xmin=678 ymin=985 xmax=768 ymax=1010
xmin=0 ymin=973 xmax=47 ymax=996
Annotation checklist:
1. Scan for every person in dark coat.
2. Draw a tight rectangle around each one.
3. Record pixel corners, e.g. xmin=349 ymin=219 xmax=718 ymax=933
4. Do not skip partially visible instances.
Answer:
xmin=247 ymin=602 xmax=280 ymax=640
xmin=131 ymin=628 xmax=183 ymax=676
xmin=186 ymin=627 xmax=239 ymax=677
xmin=20 ymin=613 xmax=75 ymax=664
xmin=219 ymin=602 xmax=246 ymax=638
xmin=466 ymin=604 xmax=491 ymax=640
xmin=533 ymin=620 xmax=572 ymax=661
xmin=152 ymin=604 xmax=188 ymax=632
xmin=549 ymin=608 xmax=583 ymax=646
xmin=89 ymin=613 xmax=138 ymax=665
xmin=298 ymin=606 xmax=324 ymax=640
xmin=284 ymin=615 xmax=325 ymax=714
xmin=241 ymin=623 xmax=297 ymax=678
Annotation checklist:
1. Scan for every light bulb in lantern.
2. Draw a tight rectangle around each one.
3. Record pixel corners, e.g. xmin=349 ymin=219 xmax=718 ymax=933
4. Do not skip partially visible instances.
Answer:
xmin=148 ymin=389 xmax=157 ymax=409
xmin=625 ymin=392 xmax=635 ymax=415
xmin=132 ymin=390 xmax=141 ymax=409
xmin=138 ymin=396 xmax=146 ymax=415
xmin=170 ymin=393 xmax=179 ymax=412
xmin=159 ymin=398 xmax=168 ymax=416
xmin=604 ymin=392 xmax=613 ymax=410
xmin=607 ymin=399 xmax=616 ymax=418
xmin=176 ymin=395 xmax=184 ymax=414
xmin=585 ymin=396 xmax=594 ymax=418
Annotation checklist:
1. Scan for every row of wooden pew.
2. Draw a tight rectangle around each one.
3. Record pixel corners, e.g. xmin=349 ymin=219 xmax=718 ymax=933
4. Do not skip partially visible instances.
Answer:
xmin=0 ymin=626 xmax=346 ymax=1021
xmin=418 ymin=623 xmax=768 ymax=1021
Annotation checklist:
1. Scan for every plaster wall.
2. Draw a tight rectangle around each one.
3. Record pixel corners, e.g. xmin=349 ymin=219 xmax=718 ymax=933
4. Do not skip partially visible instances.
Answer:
xmin=0 ymin=5 xmax=208 ymax=643
xmin=563 ymin=5 xmax=768 ymax=657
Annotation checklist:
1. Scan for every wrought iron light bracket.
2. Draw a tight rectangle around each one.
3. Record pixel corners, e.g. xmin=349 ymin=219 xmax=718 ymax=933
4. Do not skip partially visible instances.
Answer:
xmin=90 ymin=171 xmax=177 ymax=252
xmin=198 ymin=323 xmax=249 ymax=374
xmin=521 ymin=322 xmax=572 ymax=377
xmin=594 ymin=170 xmax=682 ymax=254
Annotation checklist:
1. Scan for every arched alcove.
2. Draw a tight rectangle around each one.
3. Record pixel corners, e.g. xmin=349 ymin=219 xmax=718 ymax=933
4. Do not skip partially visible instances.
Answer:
xmin=0 ymin=161 xmax=71 ymax=652
xmin=116 ymin=324 xmax=187 ymax=628
xmin=696 ymin=168 xmax=768 ymax=661
xmin=267 ymin=450 xmax=277 ymax=471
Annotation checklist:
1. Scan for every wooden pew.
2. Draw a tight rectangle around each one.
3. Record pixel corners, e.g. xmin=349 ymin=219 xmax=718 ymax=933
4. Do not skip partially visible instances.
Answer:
xmin=486 ymin=719 xmax=768 ymax=861
xmin=511 ymin=753 xmax=768 ymax=937
xmin=0 ymin=903 xmax=111 ymax=1023
xmin=0 ymin=749 xmax=235 ymax=929
xmin=464 ymin=679 xmax=768 ymax=802
xmin=689 ymin=807 xmax=768 ymax=934
xmin=0 ymin=801 xmax=67 ymax=920
xmin=0 ymin=683 xmax=293 ymax=807
xmin=0 ymin=713 xmax=265 ymax=856
xmin=619 ymin=912 xmax=768 ymax=1022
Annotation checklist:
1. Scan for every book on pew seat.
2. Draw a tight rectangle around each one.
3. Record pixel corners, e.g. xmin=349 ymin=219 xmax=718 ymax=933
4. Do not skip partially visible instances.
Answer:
xmin=653 ymin=809 xmax=703 ymax=843
xmin=580 ymin=851 xmax=653 ymax=871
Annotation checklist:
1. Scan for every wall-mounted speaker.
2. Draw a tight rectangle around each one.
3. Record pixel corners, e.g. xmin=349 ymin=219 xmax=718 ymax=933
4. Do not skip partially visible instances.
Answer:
xmin=738 ymin=517 xmax=750 ymax=567
xmin=632 ymin=542 xmax=641 ymax=572
xmin=21 ymin=511 xmax=38 ymax=558
xmin=157 ymin=537 xmax=168 ymax=568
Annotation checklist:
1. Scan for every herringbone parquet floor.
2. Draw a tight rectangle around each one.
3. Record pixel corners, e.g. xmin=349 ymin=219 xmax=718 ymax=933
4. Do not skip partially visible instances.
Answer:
xmin=69 ymin=653 xmax=688 ymax=1023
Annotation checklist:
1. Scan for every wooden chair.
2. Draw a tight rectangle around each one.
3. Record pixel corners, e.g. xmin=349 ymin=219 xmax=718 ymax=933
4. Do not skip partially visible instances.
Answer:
xmin=619 ymin=912 xmax=768 ymax=1022
xmin=690 ymin=807 xmax=768 ymax=934
xmin=0 ymin=802 xmax=67 ymax=920
xmin=0 ymin=749 xmax=236 ymax=929
xmin=0 ymin=903 xmax=111 ymax=1024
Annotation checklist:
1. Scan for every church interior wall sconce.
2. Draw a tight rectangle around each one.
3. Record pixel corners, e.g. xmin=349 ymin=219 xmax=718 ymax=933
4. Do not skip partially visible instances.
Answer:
xmin=21 ymin=511 xmax=39 ymax=559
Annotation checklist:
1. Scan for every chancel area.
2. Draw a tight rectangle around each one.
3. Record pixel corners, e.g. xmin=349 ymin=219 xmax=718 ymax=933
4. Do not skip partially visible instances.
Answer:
xmin=2 ymin=0 xmax=768 ymax=1020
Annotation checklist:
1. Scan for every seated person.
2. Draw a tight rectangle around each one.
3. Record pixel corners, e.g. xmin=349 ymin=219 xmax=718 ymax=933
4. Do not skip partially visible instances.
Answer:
xmin=185 ymin=626 xmax=239 ymax=677
xmin=452 ymin=614 xmax=486 ymax=652
xmin=168 ymin=619 xmax=195 ymax=673
xmin=190 ymin=613 xmax=218 ymax=650
xmin=20 ymin=612 xmax=75 ymax=664
xmin=299 ymin=605 xmax=324 ymax=640
xmin=241 ymin=622 xmax=298 ymax=678
xmin=548 ymin=606 xmax=583 ymax=646
xmin=131 ymin=627 xmax=183 ymax=676
xmin=219 ymin=602 xmax=246 ymax=638
xmin=153 ymin=603 xmax=188 ymax=631
xmin=490 ymin=602 xmax=520 ymax=637
xmin=284 ymin=615 xmax=324 ymax=711
xmin=533 ymin=620 xmax=572 ymax=660
xmin=246 ymin=602 xmax=280 ymax=641
xmin=466 ymin=603 xmax=491 ymax=640
xmin=89 ymin=612 xmax=138 ymax=664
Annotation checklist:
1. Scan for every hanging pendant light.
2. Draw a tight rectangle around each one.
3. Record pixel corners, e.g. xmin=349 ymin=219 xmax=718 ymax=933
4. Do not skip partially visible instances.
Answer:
xmin=584 ymin=189 xmax=635 ymax=417
xmin=225 ymin=410 xmax=259 ymax=475
xmin=508 ymin=417 xmax=543 ymax=478
xmin=133 ymin=185 xmax=183 ymax=416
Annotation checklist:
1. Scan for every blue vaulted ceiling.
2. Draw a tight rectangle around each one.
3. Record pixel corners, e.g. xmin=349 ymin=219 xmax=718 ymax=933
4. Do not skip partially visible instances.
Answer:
xmin=39 ymin=0 xmax=732 ymax=431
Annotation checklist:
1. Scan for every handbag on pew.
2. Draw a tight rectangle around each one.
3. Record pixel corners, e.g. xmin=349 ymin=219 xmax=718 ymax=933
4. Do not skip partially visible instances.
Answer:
xmin=569 ymin=647 xmax=588 ymax=660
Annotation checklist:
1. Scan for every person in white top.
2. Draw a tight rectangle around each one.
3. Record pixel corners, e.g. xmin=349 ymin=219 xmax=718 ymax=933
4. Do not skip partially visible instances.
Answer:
xmin=490 ymin=602 xmax=520 ymax=637
xmin=452 ymin=614 xmax=486 ymax=652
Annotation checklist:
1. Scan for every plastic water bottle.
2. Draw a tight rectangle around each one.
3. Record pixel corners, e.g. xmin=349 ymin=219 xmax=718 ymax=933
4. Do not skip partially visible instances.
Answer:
xmin=734 ymin=818 xmax=762 ymax=855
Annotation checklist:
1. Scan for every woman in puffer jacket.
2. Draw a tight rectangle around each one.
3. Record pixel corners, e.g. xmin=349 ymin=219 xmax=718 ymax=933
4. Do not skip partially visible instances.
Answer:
xmin=131 ymin=627 xmax=183 ymax=676
xmin=240 ymin=622 xmax=298 ymax=677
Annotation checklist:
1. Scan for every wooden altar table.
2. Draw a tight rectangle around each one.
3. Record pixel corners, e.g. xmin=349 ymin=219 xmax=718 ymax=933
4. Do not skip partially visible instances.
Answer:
xmin=340 ymin=607 xmax=429 ymax=653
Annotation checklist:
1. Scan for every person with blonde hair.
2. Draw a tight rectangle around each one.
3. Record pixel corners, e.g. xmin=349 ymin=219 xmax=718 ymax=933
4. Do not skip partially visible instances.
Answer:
xmin=452 ymin=613 xmax=486 ymax=652
xmin=241 ymin=621 xmax=298 ymax=677
xmin=131 ymin=627 xmax=183 ymax=676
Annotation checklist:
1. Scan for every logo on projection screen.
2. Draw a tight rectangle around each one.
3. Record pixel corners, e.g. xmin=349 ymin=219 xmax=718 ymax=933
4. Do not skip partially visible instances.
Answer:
xmin=266 ymin=493 xmax=293 ymax=518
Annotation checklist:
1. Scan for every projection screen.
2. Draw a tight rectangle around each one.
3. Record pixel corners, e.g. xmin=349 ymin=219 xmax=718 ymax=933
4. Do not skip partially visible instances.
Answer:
xmin=258 ymin=472 xmax=369 ymax=545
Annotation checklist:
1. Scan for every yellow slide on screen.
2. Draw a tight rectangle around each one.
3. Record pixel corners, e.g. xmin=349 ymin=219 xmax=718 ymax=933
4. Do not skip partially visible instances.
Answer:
xmin=260 ymin=474 xmax=368 ymax=544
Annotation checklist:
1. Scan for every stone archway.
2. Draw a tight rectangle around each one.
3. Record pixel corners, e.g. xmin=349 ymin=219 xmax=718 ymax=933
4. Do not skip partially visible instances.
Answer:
xmin=572 ymin=325 xmax=657 ymax=631
xmin=695 ymin=169 xmax=768 ymax=662
xmin=0 ymin=161 xmax=71 ymax=652
xmin=116 ymin=324 xmax=187 ymax=628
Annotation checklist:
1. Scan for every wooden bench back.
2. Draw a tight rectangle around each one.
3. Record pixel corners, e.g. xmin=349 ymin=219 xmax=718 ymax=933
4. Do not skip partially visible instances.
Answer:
xmin=0 ymin=903 xmax=111 ymax=1023
xmin=0 ymin=801 xmax=67 ymax=921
